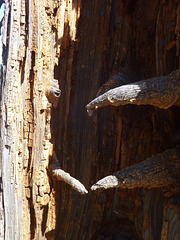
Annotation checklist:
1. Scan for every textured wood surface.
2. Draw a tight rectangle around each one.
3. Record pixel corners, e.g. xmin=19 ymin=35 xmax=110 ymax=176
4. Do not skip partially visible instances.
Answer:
xmin=1 ymin=1 xmax=180 ymax=240
xmin=86 ymin=70 xmax=180 ymax=113
xmin=91 ymin=147 xmax=180 ymax=190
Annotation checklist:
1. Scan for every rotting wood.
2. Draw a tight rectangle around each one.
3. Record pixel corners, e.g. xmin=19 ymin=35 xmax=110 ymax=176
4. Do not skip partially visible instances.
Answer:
xmin=1 ymin=0 xmax=84 ymax=238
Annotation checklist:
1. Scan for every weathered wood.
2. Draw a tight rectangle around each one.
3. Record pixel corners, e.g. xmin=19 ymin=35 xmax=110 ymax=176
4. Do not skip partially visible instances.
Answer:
xmin=1 ymin=0 xmax=64 ymax=238
xmin=86 ymin=69 xmax=180 ymax=115
xmin=45 ymin=79 xmax=61 ymax=108
xmin=0 ymin=176 xmax=4 ymax=240
xmin=91 ymin=148 xmax=180 ymax=191
xmin=49 ymin=156 xmax=88 ymax=195
xmin=1 ymin=0 xmax=180 ymax=240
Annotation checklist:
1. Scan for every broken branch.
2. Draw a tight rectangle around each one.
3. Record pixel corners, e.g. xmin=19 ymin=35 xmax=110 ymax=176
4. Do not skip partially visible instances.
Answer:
xmin=91 ymin=147 xmax=180 ymax=191
xmin=49 ymin=157 xmax=88 ymax=195
xmin=46 ymin=79 xmax=61 ymax=108
xmin=86 ymin=69 xmax=180 ymax=114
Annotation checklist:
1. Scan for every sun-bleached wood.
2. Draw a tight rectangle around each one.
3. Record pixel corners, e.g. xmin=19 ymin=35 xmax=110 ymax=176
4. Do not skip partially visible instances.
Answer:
xmin=49 ymin=156 xmax=88 ymax=195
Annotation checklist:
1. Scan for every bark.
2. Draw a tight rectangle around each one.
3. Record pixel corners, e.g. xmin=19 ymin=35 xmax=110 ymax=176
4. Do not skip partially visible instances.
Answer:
xmin=86 ymin=70 xmax=180 ymax=115
xmin=1 ymin=1 xmax=180 ymax=240
xmin=91 ymin=148 xmax=180 ymax=190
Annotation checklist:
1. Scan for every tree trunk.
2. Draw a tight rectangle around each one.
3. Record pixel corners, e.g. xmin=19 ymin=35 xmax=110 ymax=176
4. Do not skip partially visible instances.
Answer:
xmin=1 ymin=0 xmax=180 ymax=240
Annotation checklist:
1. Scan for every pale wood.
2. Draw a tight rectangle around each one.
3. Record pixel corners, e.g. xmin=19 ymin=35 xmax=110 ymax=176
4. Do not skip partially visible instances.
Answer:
xmin=49 ymin=156 xmax=88 ymax=195
xmin=1 ymin=0 xmax=81 ymax=239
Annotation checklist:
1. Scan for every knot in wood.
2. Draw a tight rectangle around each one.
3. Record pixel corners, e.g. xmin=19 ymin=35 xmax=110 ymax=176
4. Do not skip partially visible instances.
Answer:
xmin=46 ymin=79 xmax=61 ymax=108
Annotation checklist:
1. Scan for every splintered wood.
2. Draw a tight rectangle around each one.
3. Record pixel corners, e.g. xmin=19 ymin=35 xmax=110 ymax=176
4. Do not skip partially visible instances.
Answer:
xmin=1 ymin=0 xmax=81 ymax=239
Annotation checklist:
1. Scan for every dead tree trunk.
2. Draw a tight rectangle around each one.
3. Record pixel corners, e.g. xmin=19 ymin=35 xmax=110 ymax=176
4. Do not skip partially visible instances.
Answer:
xmin=1 ymin=0 xmax=180 ymax=240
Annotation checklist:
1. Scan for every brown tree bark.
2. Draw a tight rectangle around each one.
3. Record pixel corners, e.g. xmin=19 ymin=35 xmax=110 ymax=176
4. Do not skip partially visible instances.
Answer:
xmin=1 ymin=0 xmax=180 ymax=240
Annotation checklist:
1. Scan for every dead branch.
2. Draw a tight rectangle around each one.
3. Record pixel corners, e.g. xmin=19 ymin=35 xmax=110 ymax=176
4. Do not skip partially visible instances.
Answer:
xmin=91 ymin=147 xmax=180 ymax=191
xmin=49 ymin=157 xmax=88 ymax=195
xmin=45 ymin=79 xmax=61 ymax=108
xmin=86 ymin=69 xmax=180 ymax=115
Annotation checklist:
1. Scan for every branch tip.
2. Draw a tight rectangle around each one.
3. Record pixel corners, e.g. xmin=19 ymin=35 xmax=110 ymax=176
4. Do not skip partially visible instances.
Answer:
xmin=49 ymin=160 xmax=88 ymax=195
xmin=91 ymin=175 xmax=119 ymax=191
xmin=91 ymin=148 xmax=180 ymax=191
xmin=86 ymin=69 xmax=180 ymax=112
